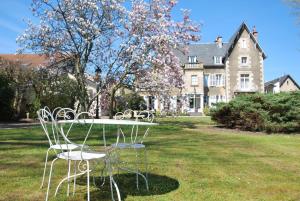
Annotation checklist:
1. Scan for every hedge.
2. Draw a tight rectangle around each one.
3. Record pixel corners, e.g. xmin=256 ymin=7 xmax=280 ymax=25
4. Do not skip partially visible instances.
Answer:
xmin=210 ymin=92 xmax=300 ymax=133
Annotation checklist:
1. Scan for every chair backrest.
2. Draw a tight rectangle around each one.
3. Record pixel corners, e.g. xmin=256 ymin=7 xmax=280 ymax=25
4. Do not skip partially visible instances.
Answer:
xmin=55 ymin=108 xmax=77 ymax=138
xmin=58 ymin=111 xmax=105 ymax=160
xmin=137 ymin=110 xmax=155 ymax=144
xmin=123 ymin=109 xmax=133 ymax=119
xmin=138 ymin=110 xmax=154 ymax=123
xmin=114 ymin=112 xmax=124 ymax=120
xmin=37 ymin=108 xmax=59 ymax=148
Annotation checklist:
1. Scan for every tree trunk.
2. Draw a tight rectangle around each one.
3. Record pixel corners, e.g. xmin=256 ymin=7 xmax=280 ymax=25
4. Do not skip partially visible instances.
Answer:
xmin=74 ymin=59 xmax=89 ymax=112
xmin=109 ymin=89 xmax=116 ymax=119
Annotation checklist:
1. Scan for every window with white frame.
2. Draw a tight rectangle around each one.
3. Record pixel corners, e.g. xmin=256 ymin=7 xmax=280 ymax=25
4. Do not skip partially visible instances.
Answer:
xmin=216 ymin=95 xmax=224 ymax=103
xmin=216 ymin=74 xmax=224 ymax=86
xmin=210 ymin=95 xmax=224 ymax=106
xmin=214 ymin=56 xmax=222 ymax=64
xmin=188 ymin=56 xmax=197 ymax=64
xmin=189 ymin=94 xmax=201 ymax=109
xmin=240 ymin=74 xmax=250 ymax=90
xmin=191 ymin=75 xmax=198 ymax=86
xmin=210 ymin=74 xmax=216 ymax=86
xmin=210 ymin=74 xmax=224 ymax=87
xmin=241 ymin=57 xmax=248 ymax=65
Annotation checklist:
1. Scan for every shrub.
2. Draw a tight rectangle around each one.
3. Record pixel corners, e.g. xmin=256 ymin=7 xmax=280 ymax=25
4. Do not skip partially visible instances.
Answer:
xmin=115 ymin=92 xmax=146 ymax=113
xmin=203 ymin=105 xmax=210 ymax=116
xmin=211 ymin=92 xmax=300 ymax=133
xmin=0 ymin=73 xmax=14 ymax=121
xmin=39 ymin=75 xmax=78 ymax=111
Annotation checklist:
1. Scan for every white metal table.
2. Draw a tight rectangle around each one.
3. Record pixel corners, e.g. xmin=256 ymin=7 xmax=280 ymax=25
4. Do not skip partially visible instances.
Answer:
xmin=58 ymin=118 xmax=158 ymax=200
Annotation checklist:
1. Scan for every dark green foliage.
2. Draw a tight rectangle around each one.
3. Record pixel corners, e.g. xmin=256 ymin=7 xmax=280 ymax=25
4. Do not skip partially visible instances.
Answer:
xmin=38 ymin=75 xmax=78 ymax=112
xmin=115 ymin=92 xmax=146 ymax=113
xmin=0 ymin=73 xmax=14 ymax=121
xmin=211 ymin=92 xmax=300 ymax=133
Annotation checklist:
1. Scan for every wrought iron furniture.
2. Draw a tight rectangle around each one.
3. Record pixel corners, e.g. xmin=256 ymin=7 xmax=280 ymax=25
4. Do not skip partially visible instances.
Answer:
xmin=44 ymin=111 xmax=117 ymax=201
xmin=38 ymin=107 xmax=79 ymax=189
xmin=112 ymin=110 xmax=155 ymax=190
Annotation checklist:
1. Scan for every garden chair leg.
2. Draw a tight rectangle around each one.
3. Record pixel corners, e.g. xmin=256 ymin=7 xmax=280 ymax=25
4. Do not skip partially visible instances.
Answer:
xmin=144 ymin=148 xmax=148 ymax=184
xmin=73 ymin=161 xmax=76 ymax=196
xmin=45 ymin=158 xmax=58 ymax=201
xmin=135 ymin=149 xmax=139 ymax=190
xmin=67 ymin=160 xmax=71 ymax=196
xmin=86 ymin=160 xmax=90 ymax=201
xmin=40 ymin=148 xmax=51 ymax=189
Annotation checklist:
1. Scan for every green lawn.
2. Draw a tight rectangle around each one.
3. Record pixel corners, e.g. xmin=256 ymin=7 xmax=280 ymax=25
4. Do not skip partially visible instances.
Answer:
xmin=1 ymin=117 xmax=300 ymax=201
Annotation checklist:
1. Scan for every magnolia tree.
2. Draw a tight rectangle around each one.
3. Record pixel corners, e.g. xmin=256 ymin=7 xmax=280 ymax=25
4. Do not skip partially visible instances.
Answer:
xmin=18 ymin=0 xmax=200 ymax=117
xmin=18 ymin=0 xmax=125 ymax=112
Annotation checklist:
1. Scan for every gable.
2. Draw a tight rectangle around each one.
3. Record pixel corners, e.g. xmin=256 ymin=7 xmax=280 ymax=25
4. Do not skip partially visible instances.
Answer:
xmin=281 ymin=76 xmax=300 ymax=89
xmin=223 ymin=23 xmax=266 ymax=62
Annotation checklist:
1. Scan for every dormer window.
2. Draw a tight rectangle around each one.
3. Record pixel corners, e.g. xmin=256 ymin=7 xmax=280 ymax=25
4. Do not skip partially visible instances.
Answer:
xmin=214 ymin=56 xmax=222 ymax=64
xmin=188 ymin=56 xmax=197 ymax=64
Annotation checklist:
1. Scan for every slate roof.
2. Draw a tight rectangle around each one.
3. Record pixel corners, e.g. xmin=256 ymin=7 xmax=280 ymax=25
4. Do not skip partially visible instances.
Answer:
xmin=175 ymin=43 xmax=230 ymax=66
xmin=176 ymin=22 xmax=266 ymax=67
xmin=265 ymin=75 xmax=300 ymax=89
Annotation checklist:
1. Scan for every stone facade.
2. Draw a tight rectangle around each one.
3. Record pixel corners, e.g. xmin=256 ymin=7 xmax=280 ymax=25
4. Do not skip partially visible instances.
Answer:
xmin=141 ymin=23 xmax=266 ymax=114
xmin=226 ymin=29 xmax=264 ymax=100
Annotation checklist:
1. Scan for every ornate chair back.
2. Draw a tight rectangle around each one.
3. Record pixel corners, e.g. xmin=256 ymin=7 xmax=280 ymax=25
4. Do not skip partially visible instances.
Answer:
xmin=37 ymin=108 xmax=60 ymax=152
xmin=136 ymin=110 xmax=154 ymax=144
xmin=123 ymin=109 xmax=133 ymax=119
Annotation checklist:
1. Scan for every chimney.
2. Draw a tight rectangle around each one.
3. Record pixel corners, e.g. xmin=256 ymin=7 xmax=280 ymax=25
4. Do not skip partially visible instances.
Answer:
xmin=215 ymin=36 xmax=223 ymax=48
xmin=252 ymin=26 xmax=258 ymax=41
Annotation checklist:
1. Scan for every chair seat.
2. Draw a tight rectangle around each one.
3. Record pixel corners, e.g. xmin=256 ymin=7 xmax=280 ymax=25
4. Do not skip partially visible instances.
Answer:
xmin=51 ymin=144 xmax=79 ymax=150
xmin=57 ymin=151 xmax=106 ymax=161
xmin=111 ymin=143 xmax=145 ymax=149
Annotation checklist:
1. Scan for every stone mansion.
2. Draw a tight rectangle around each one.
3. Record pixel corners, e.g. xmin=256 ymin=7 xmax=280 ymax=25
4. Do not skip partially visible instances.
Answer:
xmin=0 ymin=22 xmax=266 ymax=116
xmin=141 ymin=22 xmax=266 ymax=114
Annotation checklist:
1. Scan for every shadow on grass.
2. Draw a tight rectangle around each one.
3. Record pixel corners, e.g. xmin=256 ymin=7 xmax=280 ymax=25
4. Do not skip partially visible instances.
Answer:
xmin=75 ymin=173 xmax=179 ymax=201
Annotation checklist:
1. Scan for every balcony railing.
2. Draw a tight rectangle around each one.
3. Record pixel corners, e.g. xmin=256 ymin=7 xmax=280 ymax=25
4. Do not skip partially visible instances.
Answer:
xmin=234 ymin=84 xmax=259 ymax=93
xmin=184 ymin=63 xmax=203 ymax=69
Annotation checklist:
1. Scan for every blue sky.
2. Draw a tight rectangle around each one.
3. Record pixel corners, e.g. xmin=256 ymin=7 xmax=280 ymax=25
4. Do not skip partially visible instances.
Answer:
xmin=0 ymin=0 xmax=299 ymax=84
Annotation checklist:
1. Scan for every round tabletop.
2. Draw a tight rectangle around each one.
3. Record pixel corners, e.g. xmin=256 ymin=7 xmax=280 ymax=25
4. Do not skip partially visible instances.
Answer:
xmin=58 ymin=118 xmax=158 ymax=126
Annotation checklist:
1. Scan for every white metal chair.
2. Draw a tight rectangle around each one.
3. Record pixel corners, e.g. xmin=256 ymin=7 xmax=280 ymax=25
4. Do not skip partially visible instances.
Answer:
xmin=123 ymin=109 xmax=133 ymax=119
xmin=38 ymin=107 xmax=80 ymax=189
xmin=114 ymin=112 xmax=124 ymax=120
xmin=44 ymin=110 xmax=121 ymax=201
xmin=112 ymin=110 xmax=154 ymax=190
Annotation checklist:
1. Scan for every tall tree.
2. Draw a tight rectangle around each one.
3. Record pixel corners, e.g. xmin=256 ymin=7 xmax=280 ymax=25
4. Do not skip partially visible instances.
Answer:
xmin=18 ymin=0 xmax=200 ymax=117
xmin=96 ymin=0 xmax=200 ymax=117
xmin=18 ymin=0 xmax=125 ymax=111
xmin=0 ymin=58 xmax=37 ymax=119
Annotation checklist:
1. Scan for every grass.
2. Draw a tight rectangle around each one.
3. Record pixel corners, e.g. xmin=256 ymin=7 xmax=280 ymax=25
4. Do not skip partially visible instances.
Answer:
xmin=1 ymin=117 xmax=300 ymax=200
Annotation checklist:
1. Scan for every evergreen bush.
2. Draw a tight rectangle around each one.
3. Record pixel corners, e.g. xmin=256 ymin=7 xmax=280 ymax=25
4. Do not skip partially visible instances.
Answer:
xmin=211 ymin=92 xmax=300 ymax=133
